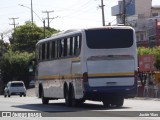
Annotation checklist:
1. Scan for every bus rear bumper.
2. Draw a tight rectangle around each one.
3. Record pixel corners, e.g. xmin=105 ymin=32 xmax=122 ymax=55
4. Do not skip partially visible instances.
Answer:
xmin=83 ymin=85 xmax=137 ymax=101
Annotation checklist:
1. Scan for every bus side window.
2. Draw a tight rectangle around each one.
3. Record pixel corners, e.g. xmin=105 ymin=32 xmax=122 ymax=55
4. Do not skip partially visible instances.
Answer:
xmin=36 ymin=46 xmax=39 ymax=61
xmin=67 ymin=38 xmax=70 ymax=57
xmin=74 ymin=36 xmax=78 ymax=56
xmin=56 ymin=40 xmax=59 ymax=58
xmin=51 ymin=41 xmax=55 ymax=59
xmin=77 ymin=35 xmax=81 ymax=55
xmin=55 ymin=41 xmax=58 ymax=58
xmin=57 ymin=40 xmax=62 ymax=58
xmin=64 ymin=38 xmax=68 ymax=57
xmin=59 ymin=39 xmax=63 ymax=58
xmin=46 ymin=42 xmax=50 ymax=60
xmin=69 ymin=37 xmax=73 ymax=56
xmin=37 ymin=44 xmax=41 ymax=61
xmin=72 ymin=37 xmax=75 ymax=56
xmin=42 ymin=43 xmax=45 ymax=60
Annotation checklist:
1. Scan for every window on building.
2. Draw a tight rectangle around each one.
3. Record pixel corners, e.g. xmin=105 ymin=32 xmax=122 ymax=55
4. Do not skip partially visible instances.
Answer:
xmin=152 ymin=13 xmax=158 ymax=17
xmin=140 ymin=34 xmax=144 ymax=41
xmin=137 ymin=35 xmax=139 ymax=41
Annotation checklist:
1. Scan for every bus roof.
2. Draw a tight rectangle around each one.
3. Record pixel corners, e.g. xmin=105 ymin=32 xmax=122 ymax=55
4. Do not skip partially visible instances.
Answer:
xmin=37 ymin=26 xmax=134 ymax=45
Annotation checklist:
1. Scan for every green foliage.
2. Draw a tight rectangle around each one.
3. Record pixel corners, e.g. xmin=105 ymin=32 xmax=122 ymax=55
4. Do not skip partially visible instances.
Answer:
xmin=0 ymin=49 xmax=34 ymax=87
xmin=10 ymin=21 xmax=59 ymax=52
xmin=0 ymin=40 xmax=9 ymax=56
xmin=0 ymin=22 xmax=59 ymax=88
xmin=138 ymin=47 xmax=160 ymax=70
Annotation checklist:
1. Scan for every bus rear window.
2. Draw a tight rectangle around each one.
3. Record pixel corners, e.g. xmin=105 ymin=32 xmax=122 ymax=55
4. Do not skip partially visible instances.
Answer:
xmin=85 ymin=29 xmax=133 ymax=49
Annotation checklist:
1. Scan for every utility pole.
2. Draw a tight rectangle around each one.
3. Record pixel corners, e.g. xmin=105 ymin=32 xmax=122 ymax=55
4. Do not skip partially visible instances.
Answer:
xmin=9 ymin=17 xmax=19 ymax=43
xmin=9 ymin=17 xmax=19 ymax=31
xmin=99 ymin=0 xmax=105 ymax=26
xmin=31 ymin=0 xmax=34 ymax=25
xmin=123 ymin=0 xmax=126 ymax=25
xmin=0 ymin=33 xmax=3 ymax=40
xmin=43 ymin=20 xmax=46 ymax=38
xmin=42 ymin=10 xmax=54 ymax=28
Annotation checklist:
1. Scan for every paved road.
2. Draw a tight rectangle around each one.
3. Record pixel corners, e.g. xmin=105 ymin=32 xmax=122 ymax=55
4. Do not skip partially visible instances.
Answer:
xmin=0 ymin=94 xmax=159 ymax=120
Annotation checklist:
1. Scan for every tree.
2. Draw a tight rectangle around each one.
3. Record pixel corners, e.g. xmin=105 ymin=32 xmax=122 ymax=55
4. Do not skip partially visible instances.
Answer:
xmin=0 ymin=49 xmax=34 ymax=88
xmin=138 ymin=47 xmax=160 ymax=70
xmin=0 ymin=40 xmax=9 ymax=57
xmin=0 ymin=22 xmax=59 ymax=89
xmin=10 ymin=21 xmax=59 ymax=52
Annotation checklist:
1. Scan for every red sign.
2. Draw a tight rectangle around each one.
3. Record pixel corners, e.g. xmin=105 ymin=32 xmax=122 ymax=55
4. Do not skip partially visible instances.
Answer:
xmin=138 ymin=55 xmax=155 ymax=72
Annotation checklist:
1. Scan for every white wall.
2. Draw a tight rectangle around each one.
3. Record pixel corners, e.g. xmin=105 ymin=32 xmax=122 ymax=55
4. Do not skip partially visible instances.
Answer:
xmin=135 ymin=0 xmax=152 ymax=17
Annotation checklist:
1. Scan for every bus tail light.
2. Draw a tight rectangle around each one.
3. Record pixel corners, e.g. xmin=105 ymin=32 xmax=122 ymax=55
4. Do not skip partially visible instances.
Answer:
xmin=83 ymin=72 xmax=88 ymax=83
xmin=134 ymin=70 xmax=138 ymax=84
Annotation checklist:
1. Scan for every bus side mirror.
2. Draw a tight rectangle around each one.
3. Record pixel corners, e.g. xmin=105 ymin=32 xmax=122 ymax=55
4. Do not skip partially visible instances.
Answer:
xmin=28 ymin=58 xmax=37 ymax=73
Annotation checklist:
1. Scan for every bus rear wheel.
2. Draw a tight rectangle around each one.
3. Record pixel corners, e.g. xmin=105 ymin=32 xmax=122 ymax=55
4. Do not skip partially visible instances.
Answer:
xmin=65 ymin=87 xmax=71 ymax=106
xmin=110 ymin=97 xmax=124 ymax=107
xmin=102 ymin=100 xmax=110 ymax=108
xmin=71 ymin=87 xmax=77 ymax=107
xmin=42 ymin=89 xmax=49 ymax=104
xmin=115 ymin=97 xmax=124 ymax=107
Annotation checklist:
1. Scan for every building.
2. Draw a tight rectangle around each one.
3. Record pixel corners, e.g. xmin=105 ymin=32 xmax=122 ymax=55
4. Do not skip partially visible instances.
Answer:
xmin=151 ymin=5 xmax=160 ymax=17
xmin=111 ymin=0 xmax=151 ymax=24
xmin=111 ymin=0 xmax=160 ymax=47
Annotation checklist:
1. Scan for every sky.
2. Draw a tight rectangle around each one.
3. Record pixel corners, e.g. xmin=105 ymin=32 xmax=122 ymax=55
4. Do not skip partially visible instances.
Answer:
xmin=0 ymin=0 xmax=160 ymax=42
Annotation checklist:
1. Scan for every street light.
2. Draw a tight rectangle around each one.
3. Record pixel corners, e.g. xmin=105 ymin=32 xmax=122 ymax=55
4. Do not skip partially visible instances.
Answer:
xmin=18 ymin=4 xmax=46 ymax=38
xmin=18 ymin=4 xmax=43 ymax=23
xmin=19 ymin=1 xmax=33 ymax=25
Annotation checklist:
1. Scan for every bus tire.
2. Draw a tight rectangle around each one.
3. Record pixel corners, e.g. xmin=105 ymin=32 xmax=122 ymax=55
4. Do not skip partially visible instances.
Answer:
xmin=77 ymin=99 xmax=85 ymax=105
xmin=115 ymin=97 xmax=124 ymax=107
xmin=102 ymin=100 xmax=110 ymax=108
xmin=71 ymin=87 xmax=77 ymax=107
xmin=4 ymin=94 xmax=7 ymax=98
xmin=23 ymin=94 xmax=26 ymax=97
xmin=64 ymin=86 xmax=71 ymax=106
xmin=42 ymin=89 xmax=49 ymax=104
xmin=39 ymin=84 xmax=43 ymax=98
xmin=8 ymin=94 xmax=11 ymax=97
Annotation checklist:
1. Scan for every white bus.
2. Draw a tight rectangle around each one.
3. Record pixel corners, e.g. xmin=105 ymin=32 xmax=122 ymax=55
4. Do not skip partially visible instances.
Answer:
xmin=34 ymin=26 xmax=138 ymax=107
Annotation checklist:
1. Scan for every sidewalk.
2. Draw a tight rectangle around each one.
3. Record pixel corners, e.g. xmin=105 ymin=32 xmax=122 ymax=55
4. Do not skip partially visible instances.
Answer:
xmin=132 ymin=97 xmax=160 ymax=101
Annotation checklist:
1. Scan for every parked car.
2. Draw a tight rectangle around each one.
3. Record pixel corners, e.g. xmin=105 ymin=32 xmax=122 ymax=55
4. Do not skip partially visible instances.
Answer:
xmin=29 ymin=80 xmax=35 ymax=88
xmin=4 ymin=81 xmax=26 ymax=97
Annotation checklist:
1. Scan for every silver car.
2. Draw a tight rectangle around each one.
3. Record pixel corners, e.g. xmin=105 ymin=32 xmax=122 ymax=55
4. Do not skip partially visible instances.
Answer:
xmin=4 ymin=81 xmax=26 ymax=97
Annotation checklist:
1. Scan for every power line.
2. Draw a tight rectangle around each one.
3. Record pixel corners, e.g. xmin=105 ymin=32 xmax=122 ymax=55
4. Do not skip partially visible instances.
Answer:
xmin=55 ymin=0 xmax=83 ymax=12
xmin=61 ymin=2 xmax=95 ymax=18
xmin=42 ymin=10 xmax=54 ymax=28
xmin=9 ymin=17 xmax=19 ymax=43
xmin=60 ymin=0 xmax=93 ymax=18
xmin=9 ymin=17 xmax=19 ymax=30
